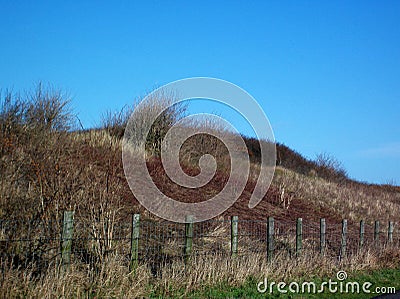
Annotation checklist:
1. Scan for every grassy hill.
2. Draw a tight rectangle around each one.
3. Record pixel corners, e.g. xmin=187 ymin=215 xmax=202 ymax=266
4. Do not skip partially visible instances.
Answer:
xmin=0 ymin=86 xmax=400 ymax=225
xmin=1 ymin=85 xmax=399 ymax=297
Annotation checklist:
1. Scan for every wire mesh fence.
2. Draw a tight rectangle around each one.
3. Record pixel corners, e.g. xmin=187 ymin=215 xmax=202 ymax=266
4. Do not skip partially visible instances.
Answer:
xmin=0 ymin=213 xmax=399 ymax=277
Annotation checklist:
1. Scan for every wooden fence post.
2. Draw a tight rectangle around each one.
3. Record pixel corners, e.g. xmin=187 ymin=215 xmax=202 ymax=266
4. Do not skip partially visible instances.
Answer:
xmin=359 ymin=220 xmax=365 ymax=249
xmin=61 ymin=211 xmax=75 ymax=272
xmin=231 ymin=216 xmax=238 ymax=257
xmin=374 ymin=221 xmax=380 ymax=246
xmin=320 ymin=218 xmax=326 ymax=255
xmin=340 ymin=219 xmax=347 ymax=259
xmin=388 ymin=221 xmax=394 ymax=245
xmin=130 ymin=214 xmax=140 ymax=273
xmin=267 ymin=217 xmax=274 ymax=262
xmin=184 ymin=215 xmax=194 ymax=263
xmin=296 ymin=218 xmax=303 ymax=256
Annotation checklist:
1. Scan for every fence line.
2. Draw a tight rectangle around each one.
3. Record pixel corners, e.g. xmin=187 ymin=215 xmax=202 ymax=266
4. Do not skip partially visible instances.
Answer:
xmin=0 ymin=212 xmax=398 ymax=276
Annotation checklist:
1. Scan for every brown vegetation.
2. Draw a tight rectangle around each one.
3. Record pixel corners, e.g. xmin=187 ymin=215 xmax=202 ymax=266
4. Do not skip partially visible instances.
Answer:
xmin=1 ymin=85 xmax=399 ymax=297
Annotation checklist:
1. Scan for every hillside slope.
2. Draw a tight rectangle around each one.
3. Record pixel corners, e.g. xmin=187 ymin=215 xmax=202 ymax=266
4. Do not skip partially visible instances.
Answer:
xmin=1 ymin=86 xmax=398 ymax=227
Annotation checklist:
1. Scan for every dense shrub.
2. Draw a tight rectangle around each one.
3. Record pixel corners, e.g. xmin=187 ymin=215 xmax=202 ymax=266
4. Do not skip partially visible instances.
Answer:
xmin=1 ymin=83 xmax=74 ymax=133
xmin=0 ymin=83 xmax=77 ymax=221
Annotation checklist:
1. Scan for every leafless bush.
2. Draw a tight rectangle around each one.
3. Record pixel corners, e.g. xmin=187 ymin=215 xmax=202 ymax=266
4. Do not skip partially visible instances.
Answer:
xmin=315 ymin=152 xmax=348 ymax=182
xmin=25 ymin=83 xmax=75 ymax=131
xmin=0 ymin=90 xmax=26 ymax=136
xmin=0 ymin=84 xmax=76 ymax=220
xmin=123 ymin=89 xmax=187 ymax=156
xmin=101 ymin=105 xmax=134 ymax=138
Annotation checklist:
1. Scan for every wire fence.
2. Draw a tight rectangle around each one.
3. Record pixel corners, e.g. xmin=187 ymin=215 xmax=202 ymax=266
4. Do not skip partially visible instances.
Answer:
xmin=0 ymin=212 xmax=399 ymax=277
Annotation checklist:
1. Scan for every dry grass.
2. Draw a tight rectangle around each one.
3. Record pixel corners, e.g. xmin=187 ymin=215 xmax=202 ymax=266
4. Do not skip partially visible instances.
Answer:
xmin=273 ymin=167 xmax=400 ymax=224
xmin=1 ymin=247 xmax=399 ymax=298
xmin=0 ymin=258 xmax=151 ymax=298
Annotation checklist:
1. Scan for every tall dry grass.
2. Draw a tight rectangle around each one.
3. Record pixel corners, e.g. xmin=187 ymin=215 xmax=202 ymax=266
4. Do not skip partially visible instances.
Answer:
xmin=0 ymin=258 xmax=151 ymax=298
xmin=1 ymin=246 xmax=399 ymax=298
xmin=273 ymin=167 xmax=400 ymax=224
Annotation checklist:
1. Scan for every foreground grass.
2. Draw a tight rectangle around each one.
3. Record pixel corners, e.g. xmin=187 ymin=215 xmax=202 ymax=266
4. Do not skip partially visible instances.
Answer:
xmin=155 ymin=268 xmax=400 ymax=298
xmin=3 ymin=248 xmax=399 ymax=298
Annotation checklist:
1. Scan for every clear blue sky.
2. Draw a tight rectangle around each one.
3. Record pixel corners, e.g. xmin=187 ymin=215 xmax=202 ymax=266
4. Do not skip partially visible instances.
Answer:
xmin=1 ymin=1 xmax=399 ymax=185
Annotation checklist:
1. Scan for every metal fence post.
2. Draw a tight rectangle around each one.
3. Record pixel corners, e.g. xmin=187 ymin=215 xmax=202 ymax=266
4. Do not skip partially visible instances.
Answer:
xmin=320 ymin=218 xmax=326 ymax=255
xmin=231 ymin=216 xmax=238 ymax=257
xmin=130 ymin=214 xmax=140 ymax=273
xmin=388 ymin=221 xmax=394 ymax=245
xmin=374 ymin=220 xmax=380 ymax=246
xmin=184 ymin=215 xmax=194 ymax=263
xmin=359 ymin=220 xmax=365 ymax=249
xmin=296 ymin=218 xmax=303 ymax=257
xmin=340 ymin=219 xmax=347 ymax=259
xmin=267 ymin=217 xmax=274 ymax=262
xmin=61 ymin=211 xmax=74 ymax=272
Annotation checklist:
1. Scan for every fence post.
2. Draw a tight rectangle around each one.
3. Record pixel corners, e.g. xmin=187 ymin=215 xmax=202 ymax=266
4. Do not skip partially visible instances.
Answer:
xmin=61 ymin=211 xmax=75 ymax=272
xmin=296 ymin=218 xmax=303 ymax=257
xmin=388 ymin=221 xmax=394 ymax=245
xmin=267 ymin=217 xmax=274 ymax=262
xmin=184 ymin=215 xmax=194 ymax=263
xmin=130 ymin=214 xmax=140 ymax=273
xmin=374 ymin=221 xmax=380 ymax=246
xmin=340 ymin=219 xmax=347 ymax=259
xmin=320 ymin=218 xmax=326 ymax=255
xmin=359 ymin=220 xmax=365 ymax=249
xmin=231 ymin=216 xmax=238 ymax=257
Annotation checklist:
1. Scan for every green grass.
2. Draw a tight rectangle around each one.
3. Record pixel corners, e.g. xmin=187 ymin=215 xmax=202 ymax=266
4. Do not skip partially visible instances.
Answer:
xmin=150 ymin=268 xmax=400 ymax=298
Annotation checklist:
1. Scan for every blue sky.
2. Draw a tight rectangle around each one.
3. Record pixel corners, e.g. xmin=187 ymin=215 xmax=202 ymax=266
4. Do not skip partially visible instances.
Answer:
xmin=1 ymin=1 xmax=399 ymax=185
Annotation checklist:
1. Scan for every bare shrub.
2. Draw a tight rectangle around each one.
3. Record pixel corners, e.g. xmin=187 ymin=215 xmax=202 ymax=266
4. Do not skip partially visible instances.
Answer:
xmin=0 ymin=84 xmax=77 ymax=221
xmin=0 ymin=90 xmax=26 ymax=136
xmin=101 ymin=105 xmax=134 ymax=138
xmin=123 ymin=89 xmax=187 ymax=156
xmin=176 ymin=116 xmax=232 ymax=171
xmin=25 ymin=82 xmax=75 ymax=132
xmin=273 ymin=144 xmax=349 ymax=183
xmin=315 ymin=152 xmax=348 ymax=182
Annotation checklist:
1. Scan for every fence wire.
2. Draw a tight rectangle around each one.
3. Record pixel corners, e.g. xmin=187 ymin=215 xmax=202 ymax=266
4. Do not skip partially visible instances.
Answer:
xmin=0 ymin=215 xmax=398 ymax=276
